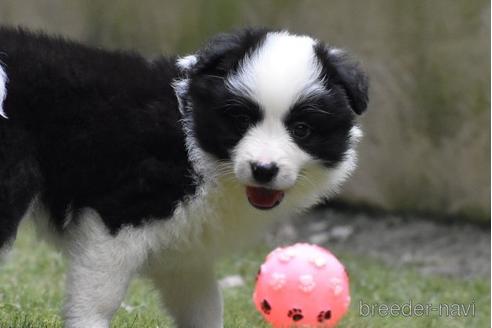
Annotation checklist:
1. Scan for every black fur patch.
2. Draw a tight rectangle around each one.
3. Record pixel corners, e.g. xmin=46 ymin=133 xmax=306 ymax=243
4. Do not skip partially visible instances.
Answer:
xmin=285 ymin=91 xmax=355 ymax=168
xmin=192 ymin=28 xmax=270 ymax=77
xmin=0 ymin=27 xmax=196 ymax=235
xmin=189 ymin=82 xmax=262 ymax=160
xmin=0 ymin=122 xmax=41 ymax=248
xmin=313 ymin=43 xmax=369 ymax=115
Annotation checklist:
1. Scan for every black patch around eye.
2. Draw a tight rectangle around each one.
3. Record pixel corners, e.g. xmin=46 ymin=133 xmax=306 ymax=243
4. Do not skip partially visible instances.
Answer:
xmin=284 ymin=93 xmax=355 ymax=167
xmin=291 ymin=122 xmax=312 ymax=139
xmin=189 ymin=77 xmax=262 ymax=160
xmin=220 ymin=97 xmax=260 ymax=134
xmin=230 ymin=113 xmax=252 ymax=132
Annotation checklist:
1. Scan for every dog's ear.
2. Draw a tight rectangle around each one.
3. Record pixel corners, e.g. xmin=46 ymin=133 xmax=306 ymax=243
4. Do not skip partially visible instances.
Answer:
xmin=315 ymin=45 xmax=369 ymax=115
xmin=183 ymin=29 xmax=269 ymax=78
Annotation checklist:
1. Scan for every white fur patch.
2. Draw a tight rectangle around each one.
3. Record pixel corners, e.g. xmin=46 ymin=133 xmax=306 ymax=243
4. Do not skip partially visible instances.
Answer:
xmin=0 ymin=239 xmax=14 ymax=263
xmin=227 ymin=31 xmax=324 ymax=116
xmin=232 ymin=119 xmax=311 ymax=190
xmin=177 ymin=55 xmax=198 ymax=72
xmin=172 ymin=78 xmax=190 ymax=115
xmin=328 ymin=47 xmax=344 ymax=56
xmin=349 ymin=125 xmax=363 ymax=145
xmin=63 ymin=209 xmax=150 ymax=327
xmin=0 ymin=63 xmax=7 ymax=119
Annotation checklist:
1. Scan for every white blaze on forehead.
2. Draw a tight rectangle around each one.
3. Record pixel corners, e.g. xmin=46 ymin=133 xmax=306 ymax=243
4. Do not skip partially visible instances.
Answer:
xmin=227 ymin=32 xmax=324 ymax=117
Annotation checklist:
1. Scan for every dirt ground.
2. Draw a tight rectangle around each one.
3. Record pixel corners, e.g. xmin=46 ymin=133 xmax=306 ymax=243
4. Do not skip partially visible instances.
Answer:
xmin=267 ymin=208 xmax=491 ymax=279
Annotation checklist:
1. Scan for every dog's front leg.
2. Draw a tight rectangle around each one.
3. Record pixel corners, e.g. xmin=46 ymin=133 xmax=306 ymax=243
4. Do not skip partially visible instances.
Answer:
xmin=149 ymin=262 xmax=223 ymax=328
xmin=62 ymin=211 xmax=147 ymax=328
xmin=63 ymin=258 xmax=134 ymax=328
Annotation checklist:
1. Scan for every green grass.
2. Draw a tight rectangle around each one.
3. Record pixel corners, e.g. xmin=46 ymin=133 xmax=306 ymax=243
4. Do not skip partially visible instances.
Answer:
xmin=0 ymin=223 xmax=489 ymax=327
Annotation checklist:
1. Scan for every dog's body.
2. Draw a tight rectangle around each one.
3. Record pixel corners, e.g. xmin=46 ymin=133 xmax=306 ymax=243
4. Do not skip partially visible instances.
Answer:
xmin=0 ymin=27 xmax=368 ymax=327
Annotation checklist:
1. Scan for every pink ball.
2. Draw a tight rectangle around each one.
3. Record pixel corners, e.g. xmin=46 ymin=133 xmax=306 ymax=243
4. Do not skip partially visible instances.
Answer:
xmin=253 ymin=243 xmax=350 ymax=327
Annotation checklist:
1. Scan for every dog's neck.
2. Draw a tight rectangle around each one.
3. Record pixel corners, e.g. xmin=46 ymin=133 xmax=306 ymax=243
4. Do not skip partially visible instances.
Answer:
xmin=172 ymin=72 xmax=221 ymax=185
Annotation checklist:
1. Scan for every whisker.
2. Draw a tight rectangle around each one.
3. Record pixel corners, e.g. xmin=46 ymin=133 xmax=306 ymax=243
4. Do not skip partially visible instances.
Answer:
xmin=297 ymin=173 xmax=318 ymax=189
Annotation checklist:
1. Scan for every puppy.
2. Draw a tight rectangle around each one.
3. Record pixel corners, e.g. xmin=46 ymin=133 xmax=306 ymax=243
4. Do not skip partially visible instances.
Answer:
xmin=0 ymin=27 xmax=368 ymax=327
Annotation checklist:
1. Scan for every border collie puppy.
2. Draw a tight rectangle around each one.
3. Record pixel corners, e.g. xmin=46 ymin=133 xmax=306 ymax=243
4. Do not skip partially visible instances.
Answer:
xmin=0 ymin=27 xmax=368 ymax=327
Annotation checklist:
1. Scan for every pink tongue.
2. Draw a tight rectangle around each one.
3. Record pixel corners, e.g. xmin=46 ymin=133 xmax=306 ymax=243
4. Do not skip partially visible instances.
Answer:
xmin=246 ymin=186 xmax=284 ymax=209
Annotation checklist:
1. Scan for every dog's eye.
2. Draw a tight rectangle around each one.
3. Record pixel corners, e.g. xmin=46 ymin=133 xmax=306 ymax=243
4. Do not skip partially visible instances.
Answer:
xmin=233 ymin=114 xmax=251 ymax=131
xmin=292 ymin=122 xmax=311 ymax=139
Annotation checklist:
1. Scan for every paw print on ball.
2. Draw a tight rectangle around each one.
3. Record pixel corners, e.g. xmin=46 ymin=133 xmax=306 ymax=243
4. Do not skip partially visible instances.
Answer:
xmin=261 ymin=299 xmax=272 ymax=315
xmin=317 ymin=310 xmax=332 ymax=323
xmin=287 ymin=308 xmax=304 ymax=322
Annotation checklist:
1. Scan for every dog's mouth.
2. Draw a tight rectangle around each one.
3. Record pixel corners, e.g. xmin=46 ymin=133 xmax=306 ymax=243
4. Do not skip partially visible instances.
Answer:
xmin=246 ymin=186 xmax=285 ymax=210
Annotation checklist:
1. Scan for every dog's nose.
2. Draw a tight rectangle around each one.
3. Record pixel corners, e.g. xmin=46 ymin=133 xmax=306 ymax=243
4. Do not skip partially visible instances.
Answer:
xmin=250 ymin=162 xmax=279 ymax=184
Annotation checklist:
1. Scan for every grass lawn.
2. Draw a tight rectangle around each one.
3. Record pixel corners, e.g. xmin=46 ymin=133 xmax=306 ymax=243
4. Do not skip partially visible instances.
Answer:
xmin=0 ymin=222 xmax=489 ymax=328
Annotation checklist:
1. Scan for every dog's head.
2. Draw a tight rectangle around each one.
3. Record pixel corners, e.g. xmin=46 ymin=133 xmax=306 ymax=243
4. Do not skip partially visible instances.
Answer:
xmin=175 ymin=29 xmax=368 ymax=211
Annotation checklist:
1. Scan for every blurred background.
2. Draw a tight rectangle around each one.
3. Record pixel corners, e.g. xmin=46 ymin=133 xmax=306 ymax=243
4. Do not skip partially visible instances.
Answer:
xmin=0 ymin=0 xmax=489 ymax=222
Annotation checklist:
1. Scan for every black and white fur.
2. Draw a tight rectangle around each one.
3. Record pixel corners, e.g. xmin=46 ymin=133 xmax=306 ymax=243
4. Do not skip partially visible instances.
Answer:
xmin=0 ymin=27 xmax=368 ymax=327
